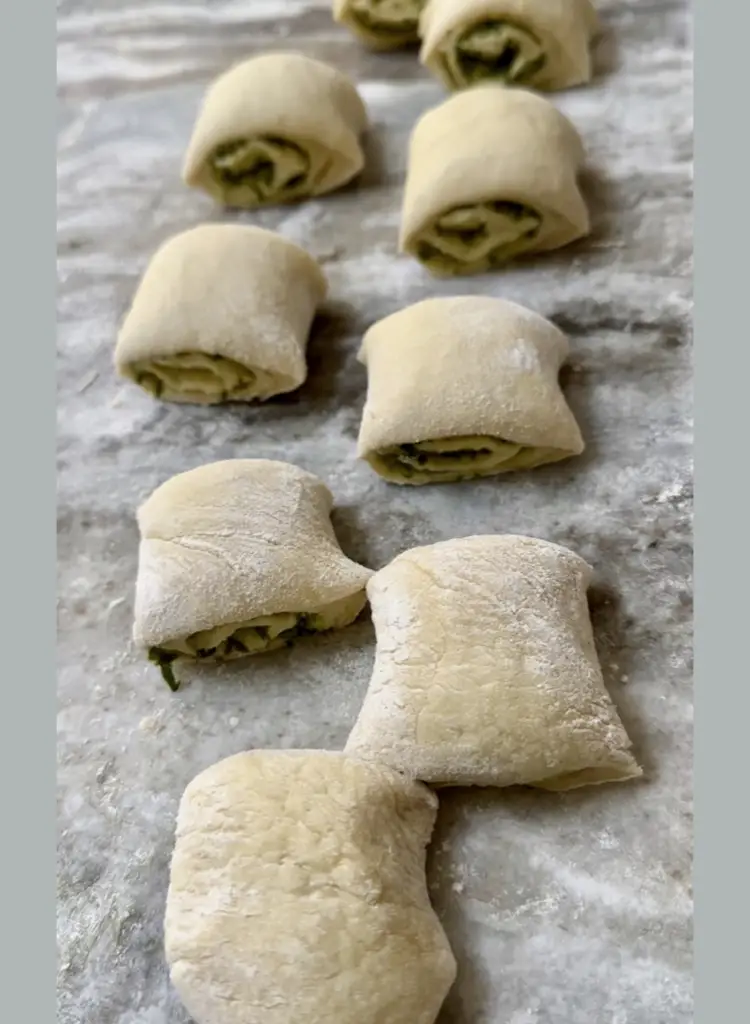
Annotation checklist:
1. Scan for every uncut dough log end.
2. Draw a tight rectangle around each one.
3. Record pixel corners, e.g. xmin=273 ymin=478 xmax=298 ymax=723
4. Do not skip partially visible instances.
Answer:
xmin=165 ymin=750 xmax=457 ymax=1024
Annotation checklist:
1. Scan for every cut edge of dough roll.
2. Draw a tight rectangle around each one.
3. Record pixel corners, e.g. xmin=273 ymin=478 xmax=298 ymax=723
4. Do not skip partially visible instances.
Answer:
xmin=182 ymin=52 xmax=368 ymax=208
xmin=356 ymin=295 xmax=585 ymax=485
xmin=133 ymin=459 xmax=373 ymax=688
xmin=333 ymin=0 xmax=427 ymax=50
xmin=419 ymin=0 xmax=599 ymax=93
xmin=365 ymin=436 xmax=577 ymax=485
xmin=147 ymin=591 xmax=368 ymax=692
xmin=344 ymin=534 xmax=642 ymax=791
xmin=399 ymin=85 xmax=590 ymax=277
xmin=114 ymin=224 xmax=327 ymax=405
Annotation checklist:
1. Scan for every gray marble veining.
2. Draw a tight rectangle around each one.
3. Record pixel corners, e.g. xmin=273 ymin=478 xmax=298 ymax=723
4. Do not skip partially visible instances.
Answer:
xmin=57 ymin=2 xmax=693 ymax=1022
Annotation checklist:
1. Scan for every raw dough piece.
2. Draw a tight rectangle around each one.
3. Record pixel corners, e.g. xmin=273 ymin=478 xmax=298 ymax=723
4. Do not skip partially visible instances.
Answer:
xmin=420 ymin=0 xmax=598 ymax=91
xmin=400 ymin=85 xmax=589 ymax=276
xmin=165 ymin=750 xmax=457 ymax=1024
xmin=183 ymin=53 xmax=368 ymax=208
xmin=357 ymin=296 xmax=584 ymax=484
xmin=133 ymin=460 xmax=372 ymax=688
xmin=333 ymin=0 xmax=427 ymax=49
xmin=114 ymin=224 xmax=327 ymax=405
xmin=345 ymin=535 xmax=642 ymax=790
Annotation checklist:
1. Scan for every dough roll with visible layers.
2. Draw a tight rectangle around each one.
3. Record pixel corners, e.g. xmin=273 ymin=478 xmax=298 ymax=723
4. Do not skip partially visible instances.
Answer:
xmin=165 ymin=750 xmax=457 ymax=1024
xmin=114 ymin=224 xmax=327 ymax=404
xmin=357 ymin=296 xmax=584 ymax=484
xmin=333 ymin=0 xmax=427 ymax=48
xmin=345 ymin=536 xmax=642 ymax=791
xmin=183 ymin=53 xmax=368 ymax=208
xmin=400 ymin=86 xmax=589 ymax=276
xmin=133 ymin=460 xmax=372 ymax=689
xmin=419 ymin=0 xmax=598 ymax=92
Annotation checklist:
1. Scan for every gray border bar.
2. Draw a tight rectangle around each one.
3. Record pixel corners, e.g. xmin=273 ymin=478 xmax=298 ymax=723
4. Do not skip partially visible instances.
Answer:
xmin=4 ymin=3 xmax=57 ymax=1023
xmin=694 ymin=0 xmax=744 ymax=1020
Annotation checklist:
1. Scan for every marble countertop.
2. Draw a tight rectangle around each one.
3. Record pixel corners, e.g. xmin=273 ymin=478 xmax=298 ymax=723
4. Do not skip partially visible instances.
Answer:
xmin=57 ymin=2 xmax=693 ymax=1022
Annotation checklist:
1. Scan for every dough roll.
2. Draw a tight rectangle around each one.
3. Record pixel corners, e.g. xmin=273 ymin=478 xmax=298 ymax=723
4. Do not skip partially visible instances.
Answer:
xmin=400 ymin=85 xmax=589 ymax=276
xmin=419 ymin=0 xmax=598 ymax=92
xmin=114 ymin=224 xmax=327 ymax=405
xmin=183 ymin=53 xmax=368 ymax=208
xmin=357 ymin=296 xmax=584 ymax=484
xmin=165 ymin=750 xmax=457 ymax=1024
xmin=133 ymin=460 xmax=372 ymax=689
xmin=345 ymin=536 xmax=643 ymax=790
xmin=333 ymin=0 xmax=427 ymax=49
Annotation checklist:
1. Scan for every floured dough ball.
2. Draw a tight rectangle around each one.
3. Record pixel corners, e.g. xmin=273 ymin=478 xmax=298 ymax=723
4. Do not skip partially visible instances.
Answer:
xmin=400 ymin=85 xmax=589 ymax=276
xmin=345 ymin=535 xmax=642 ymax=790
xmin=419 ymin=0 xmax=598 ymax=92
xmin=165 ymin=750 xmax=457 ymax=1024
xmin=114 ymin=224 xmax=327 ymax=404
xmin=183 ymin=52 xmax=368 ymax=208
xmin=133 ymin=460 xmax=372 ymax=689
xmin=333 ymin=0 xmax=428 ymax=49
xmin=356 ymin=295 xmax=584 ymax=484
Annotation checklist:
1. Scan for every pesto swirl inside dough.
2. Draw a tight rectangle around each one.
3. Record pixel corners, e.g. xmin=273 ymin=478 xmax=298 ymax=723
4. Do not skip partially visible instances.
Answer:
xmin=124 ymin=352 xmax=283 ymax=404
xmin=412 ymin=200 xmax=543 ymax=276
xmin=369 ymin=435 xmax=569 ymax=484
xmin=208 ymin=135 xmax=315 ymax=207
xmin=440 ymin=19 xmax=546 ymax=89
xmin=148 ymin=592 xmax=366 ymax=690
xmin=349 ymin=0 xmax=425 ymax=43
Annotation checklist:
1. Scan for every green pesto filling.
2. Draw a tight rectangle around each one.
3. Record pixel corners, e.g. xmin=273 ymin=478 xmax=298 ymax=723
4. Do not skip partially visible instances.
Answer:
xmin=148 ymin=648 xmax=181 ymax=692
xmin=209 ymin=135 xmax=311 ymax=203
xmin=149 ymin=616 xmax=321 ymax=691
xmin=447 ymin=19 xmax=546 ymax=89
xmin=350 ymin=0 xmax=425 ymax=40
xmin=147 ymin=595 xmax=365 ymax=691
xmin=128 ymin=352 xmax=260 ymax=403
xmin=370 ymin=435 xmax=568 ymax=484
xmin=414 ymin=200 xmax=542 ymax=276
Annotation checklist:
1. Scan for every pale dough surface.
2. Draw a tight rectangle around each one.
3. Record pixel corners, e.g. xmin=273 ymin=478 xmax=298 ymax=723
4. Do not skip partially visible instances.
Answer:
xmin=133 ymin=459 xmax=373 ymax=650
xmin=400 ymin=85 xmax=589 ymax=273
xmin=357 ymin=296 xmax=584 ymax=481
xmin=345 ymin=535 xmax=642 ymax=789
xmin=183 ymin=52 xmax=368 ymax=207
xmin=114 ymin=224 xmax=327 ymax=404
xmin=164 ymin=750 xmax=457 ymax=1024
xmin=420 ymin=0 xmax=597 ymax=91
